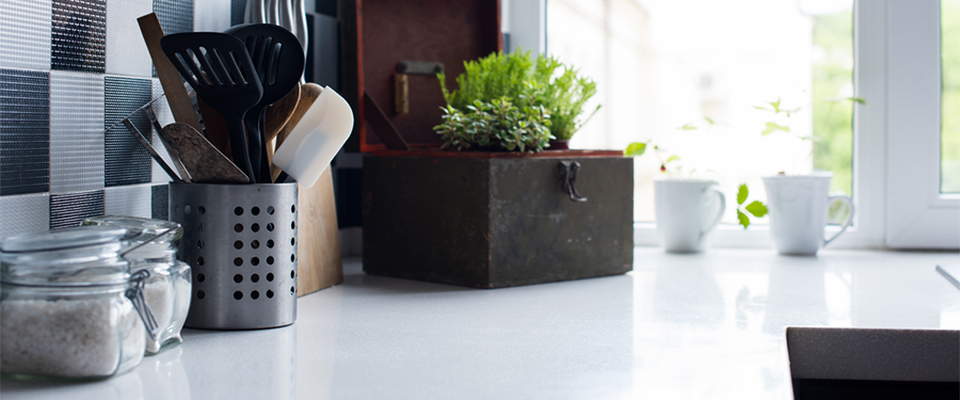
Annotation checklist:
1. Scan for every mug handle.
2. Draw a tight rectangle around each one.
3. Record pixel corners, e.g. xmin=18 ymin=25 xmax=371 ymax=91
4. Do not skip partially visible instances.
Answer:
xmin=701 ymin=185 xmax=726 ymax=238
xmin=823 ymin=195 xmax=855 ymax=247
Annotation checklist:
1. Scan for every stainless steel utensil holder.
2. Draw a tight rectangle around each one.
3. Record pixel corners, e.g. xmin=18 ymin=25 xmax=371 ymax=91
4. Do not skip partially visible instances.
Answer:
xmin=170 ymin=182 xmax=298 ymax=329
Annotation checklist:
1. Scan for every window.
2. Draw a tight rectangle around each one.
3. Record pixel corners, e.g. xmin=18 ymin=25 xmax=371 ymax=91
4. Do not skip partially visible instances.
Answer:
xmin=885 ymin=0 xmax=960 ymax=248
xmin=508 ymin=0 xmax=959 ymax=249
xmin=546 ymin=0 xmax=855 ymax=225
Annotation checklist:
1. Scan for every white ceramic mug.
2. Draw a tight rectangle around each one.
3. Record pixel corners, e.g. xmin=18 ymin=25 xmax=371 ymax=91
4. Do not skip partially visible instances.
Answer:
xmin=762 ymin=173 xmax=854 ymax=255
xmin=655 ymin=179 xmax=726 ymax=253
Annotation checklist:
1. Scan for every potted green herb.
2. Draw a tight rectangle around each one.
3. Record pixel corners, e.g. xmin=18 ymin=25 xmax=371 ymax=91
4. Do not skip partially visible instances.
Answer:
xmin=435 ymin=50 xmax=599 ymax=151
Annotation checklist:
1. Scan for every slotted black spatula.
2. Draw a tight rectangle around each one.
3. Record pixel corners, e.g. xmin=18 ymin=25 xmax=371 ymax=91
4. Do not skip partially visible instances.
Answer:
xmin=224 ymin=24 xmax=305 ymax=183
xmin=160 ymin=32 xmax=263 ymax=182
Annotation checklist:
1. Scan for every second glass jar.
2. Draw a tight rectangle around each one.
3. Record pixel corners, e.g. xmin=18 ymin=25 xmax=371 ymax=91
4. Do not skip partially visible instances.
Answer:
xmin=83 ymin=216 xmax=192 ymax=354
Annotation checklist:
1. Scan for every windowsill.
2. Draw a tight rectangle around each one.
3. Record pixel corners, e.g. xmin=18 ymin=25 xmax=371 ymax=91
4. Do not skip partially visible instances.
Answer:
xmin=633 ymin=222 xmax=876 ymax=249
xmin=3 ymin=248 xmax=958 ymax=399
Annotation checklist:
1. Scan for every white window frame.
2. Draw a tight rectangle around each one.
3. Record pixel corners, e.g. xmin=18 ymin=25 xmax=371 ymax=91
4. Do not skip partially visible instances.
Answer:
xmin=521 ymin=0 xmax=959 ymax=250
xmin=885 ymin=0 xmax=960 ymax=249
xmin=502 ymin=0 xmax=547 ymax=54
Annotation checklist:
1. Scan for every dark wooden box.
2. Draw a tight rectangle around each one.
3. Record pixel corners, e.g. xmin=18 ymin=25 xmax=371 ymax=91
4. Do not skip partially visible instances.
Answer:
xmin=363 ymin=151 xmax=634 ymax=288
xmin=342 ymin=0 xmax=634 ymax=288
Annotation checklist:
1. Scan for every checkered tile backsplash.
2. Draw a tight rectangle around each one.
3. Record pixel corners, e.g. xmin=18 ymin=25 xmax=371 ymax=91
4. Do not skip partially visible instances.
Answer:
xmin=0 ymin=0 xmax=244 ymax=239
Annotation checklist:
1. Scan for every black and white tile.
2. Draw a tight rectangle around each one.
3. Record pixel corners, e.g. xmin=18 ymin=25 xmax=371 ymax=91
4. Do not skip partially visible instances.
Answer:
xmin=0 ymin=194 xmax=50 ymax=239
xmin=51 ymin=0 xmax=107 ymax=73
xmin=104 ymin=184 xmax=152 ymax=218
xmin=49 ymin=71 xmax=104 ymax=193
xmin=0 ymin=1 xmax=52 ymax=71
xmin=231 ymin=0 xmax=246 ymax=26
xmin=195 ymin=0 xmax=232 ymax=32
xmin=0 ymin=69 xmax=50 ymax=196
xmin=154 ymin=0 xmax=194 ymax=36
xmin=49 ymin=189 xmax=104 ymax=229
xmin=151 ymin=184 xmax=169 ymax=220
xmin=104 ymin=76 xmax=153 ymax=187
xmin=105 ymin=0 xmax=152 ymax=77
xmin=0 ymin=0 xmax=238 ymax=239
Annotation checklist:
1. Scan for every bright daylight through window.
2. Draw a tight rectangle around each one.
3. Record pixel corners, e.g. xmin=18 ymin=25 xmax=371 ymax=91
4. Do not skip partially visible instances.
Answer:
xmin=547 ymin=0 xmax=855 ymax=224
xmin=943 ymin=0 xmax=960 ymax=193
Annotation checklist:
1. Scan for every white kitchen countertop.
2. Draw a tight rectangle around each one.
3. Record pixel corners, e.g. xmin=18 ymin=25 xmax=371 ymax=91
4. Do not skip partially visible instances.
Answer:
xmin=2 ymin=248 xmax=959 ymax=399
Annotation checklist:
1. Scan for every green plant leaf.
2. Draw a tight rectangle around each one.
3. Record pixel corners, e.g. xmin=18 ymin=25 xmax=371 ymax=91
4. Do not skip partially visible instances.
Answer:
xmin=737 ymin=209 xmax=750 ymax=229
xmin=677 ymin=124 xmax=697 ymax=131
xmin=437 ymin=50 xmax=597 ymax=142
xmin=761 ymin=122 xmax=790 ymax=136
xmin=624 ymin=142 xmax=647 ymax=156
xmin=666 ymin=155 xmax=681 ymax=163
xmin=744 ymin=201 xmax=768 ymax=218
xmin=770 ymin=98 xmax=781 ymax=113
xmin=704 ymin=117 xmax=714 ymax=125
xmin=798 ymin=135 xmax=821 ymax=142
xmin=737 ymin=184 xmax=748 ymax=205
xmin=847 ymin=96 xmax=866 ymax=104
xmin=753 ymin=106 xmax=769 ymax=111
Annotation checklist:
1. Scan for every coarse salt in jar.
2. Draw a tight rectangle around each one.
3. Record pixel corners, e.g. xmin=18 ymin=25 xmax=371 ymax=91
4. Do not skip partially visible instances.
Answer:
xmin=82 ymin=216 xmax=192 ymax=354
xmin=0 ymin=226 xmax=157 ymax=380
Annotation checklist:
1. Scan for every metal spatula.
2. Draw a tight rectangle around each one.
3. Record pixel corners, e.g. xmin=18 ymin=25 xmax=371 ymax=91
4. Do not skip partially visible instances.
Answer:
xmin=224 ymin=23 xmax=305 ymax=183
xmin=160 ymin=32 xmax=263 ymax=182
xmin=158 ymin=123 xmax=250 ymax=184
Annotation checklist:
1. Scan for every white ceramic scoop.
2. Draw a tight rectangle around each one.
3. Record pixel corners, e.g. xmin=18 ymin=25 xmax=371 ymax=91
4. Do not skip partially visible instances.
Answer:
xmin=272 ymin=86 xmax=354 ymax=188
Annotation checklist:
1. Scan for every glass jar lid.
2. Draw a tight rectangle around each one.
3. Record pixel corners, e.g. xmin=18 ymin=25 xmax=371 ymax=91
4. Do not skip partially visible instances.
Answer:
xmin=0 ymin=226 xmax=129 ymax=253
xmin=81 ymin=216 xmax=182 ymax=262
xmin=1 ymin=226 xmax=131 ymax=286
xmin=81 ymin=216 xmax=183 ymax=243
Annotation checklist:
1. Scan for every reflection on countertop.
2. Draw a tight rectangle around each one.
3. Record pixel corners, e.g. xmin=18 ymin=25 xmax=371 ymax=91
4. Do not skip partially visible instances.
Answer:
xmin=2 ymin=248 xmax=958 ymax=399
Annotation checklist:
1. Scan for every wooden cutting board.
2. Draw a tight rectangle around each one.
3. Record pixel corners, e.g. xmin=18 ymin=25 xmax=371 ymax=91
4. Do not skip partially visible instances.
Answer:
xmin=297 ymin=167 xmax=343 ymax=296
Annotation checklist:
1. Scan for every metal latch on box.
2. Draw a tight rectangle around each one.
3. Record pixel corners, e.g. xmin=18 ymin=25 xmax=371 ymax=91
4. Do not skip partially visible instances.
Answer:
xmin=395 ymin=61 xmax=445 ymax=115
xmin=559 ymin=161 xmax=588 ymax=203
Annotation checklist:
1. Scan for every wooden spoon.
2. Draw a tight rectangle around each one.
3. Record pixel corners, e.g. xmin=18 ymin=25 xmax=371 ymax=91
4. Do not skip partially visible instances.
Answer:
xmin=265 ymin=84 xmax=302 ymax=142
xmin=271 ymin=83 xmax=323 ymax=182
xmin=158 ymin=123 xmax=250 ymax=184
xmin=263 ymin=85 xmax=302 ymax=173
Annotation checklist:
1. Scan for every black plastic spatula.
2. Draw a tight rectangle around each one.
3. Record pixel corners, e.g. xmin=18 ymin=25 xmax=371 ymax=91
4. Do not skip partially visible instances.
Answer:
xmin=160 ymin=32 xmax=263 ymax=182
xmin=224 ymin=24 xmax=305 ymax=183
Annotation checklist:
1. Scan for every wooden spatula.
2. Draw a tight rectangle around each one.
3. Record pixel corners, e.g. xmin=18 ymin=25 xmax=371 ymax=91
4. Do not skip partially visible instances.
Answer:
xmin=158 ymin=123 xmax=250 ymax=184
xmin=137 ymin=14 xmax=203 ymax=134
xmin=271 ymin=83 xmax=323 ymax=182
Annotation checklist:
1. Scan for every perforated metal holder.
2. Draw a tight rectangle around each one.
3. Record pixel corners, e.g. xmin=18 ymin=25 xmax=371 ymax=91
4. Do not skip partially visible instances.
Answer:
xmin=170 ymin=182 xmax=298 ymax=330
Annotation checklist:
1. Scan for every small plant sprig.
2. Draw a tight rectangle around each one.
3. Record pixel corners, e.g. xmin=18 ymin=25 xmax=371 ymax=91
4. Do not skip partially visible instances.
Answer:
xmin=623 ymin=142 xmax=680 ymax=172
xmin=735 ymin=184 xmax=768 ymax=229
xmin=434 ymin=98 xmax=552 ymax=152
xmin=756 ymin=97 xmax=865 ymax=137
xmin=755 ymin=97 xmax=866 ymax=172
xmin=624 ymin=118 xmax=714 ymax=173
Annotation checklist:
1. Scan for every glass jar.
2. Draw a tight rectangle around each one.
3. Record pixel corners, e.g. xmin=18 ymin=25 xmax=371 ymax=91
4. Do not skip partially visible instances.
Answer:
xmin=0 ymin=226 xmax=154 ymax=380
xmin=82 ymin=216 xmax=192 ymax=355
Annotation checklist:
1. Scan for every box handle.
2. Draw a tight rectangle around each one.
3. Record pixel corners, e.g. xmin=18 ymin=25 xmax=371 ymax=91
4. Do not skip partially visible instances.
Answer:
xmin=559 ymin=161 xmax=588 ymax=202
xmin=394 ymin=61 xmax=445 ymax=115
